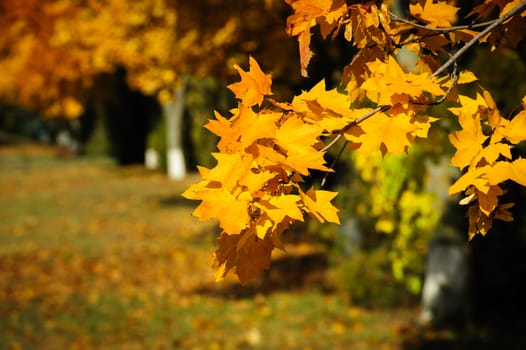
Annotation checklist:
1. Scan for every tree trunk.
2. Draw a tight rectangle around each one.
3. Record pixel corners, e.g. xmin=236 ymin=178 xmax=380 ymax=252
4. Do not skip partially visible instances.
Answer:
xmin=164 ymin=78 xmax=187 ymax=179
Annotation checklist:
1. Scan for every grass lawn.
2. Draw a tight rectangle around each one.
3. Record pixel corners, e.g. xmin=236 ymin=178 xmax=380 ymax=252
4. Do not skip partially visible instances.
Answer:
xmin=5 ymin=143 xmax=509 ymax=350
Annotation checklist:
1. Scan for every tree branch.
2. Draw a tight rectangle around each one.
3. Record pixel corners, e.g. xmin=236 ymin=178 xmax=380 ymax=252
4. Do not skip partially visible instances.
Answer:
xmin=319 ymin=0 xmax=526 ymax=186
xmin=390 ymin=12 xmax=495 ymax=33
xmin=430 ymin=1 xmax=526 ymax=78
xmin=411 ymin=61 xmax=458 ymax=106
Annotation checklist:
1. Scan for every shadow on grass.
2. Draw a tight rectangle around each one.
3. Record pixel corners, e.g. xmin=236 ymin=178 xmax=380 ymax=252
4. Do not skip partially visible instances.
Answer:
xmin=401 ymin=320 xmax=526 ymax=350
xmin=157 ymin=194 xmax=197 ymax=208
xmin=192 ymin=251 xmax=331 ymax=299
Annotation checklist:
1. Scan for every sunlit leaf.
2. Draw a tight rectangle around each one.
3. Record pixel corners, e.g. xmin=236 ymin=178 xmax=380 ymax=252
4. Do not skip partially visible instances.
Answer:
xmin=228 ymin=56 xmax=273 ymax=107
xmin=410 ymin=0 xmax=459 ymax=27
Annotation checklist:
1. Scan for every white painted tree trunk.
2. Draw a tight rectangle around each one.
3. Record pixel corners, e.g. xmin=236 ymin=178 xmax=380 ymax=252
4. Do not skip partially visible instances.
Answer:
xmin=164 ymin=79 xmax=187 ymax=180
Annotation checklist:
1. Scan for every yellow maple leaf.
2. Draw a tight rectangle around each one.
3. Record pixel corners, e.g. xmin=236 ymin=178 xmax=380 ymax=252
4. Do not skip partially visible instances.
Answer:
xmin=191 ymin=189 xmax=250 ymax=235
xmin=499 ymin=110 xmax=526 ymax=144
xmin=361 ymin=56 xmax=444 ymax=108
xmin=228 ymin=56 xmax=272 ymax=107
xmin=347 ymin=4 xmax=388 ymax=49
xmin=456 ymin=70 xmax=478 ymax=84
xmin=252 ymin=215 xmax=275 ymax=240
xmin=238 ymin=169 xmax=277 ymax=195
xmin=274 ymin=116 xmax=330 ymax=174
xmin=204 ymin=110 xmax=240 ymax=153
xmin=299 ymin=187 xmax=340 ymax=224
xmin=449 ymin=93 xmax=487 ymax=117
xmin=509 ymin=158 xmax=526 ymax=186
xmin=448 ymin=112 xmax=488 ymax=169
xmin=290 ymin=80 xmax=373 ymax=132
xmin=292 ymin=80 xmax=351 ymax=120
xmin=236 ymin=105 xmax=280 ymax=150
xmin=305 ymin=100 xmax=355 ymax=132
xmin=347 ymin=111 xmax=418 ymax=156
xmin=261 ymin=194 xmax=304 ymax=224
xmin=413 ymin=115 xmax=439 ymax=138
xmin=449 ymin=167 xmax=490 ymax=197
xmin=486 ymin=159 xmax=526 ymax=187
xmin=473 ymin=142 xmax=512 ymax=165
xmin=204 ymin=152 xmax=253 ymax=191
xmin=251 ymin=143 xmax=288 ymax=169
xmin=410 ymin=0 xmax=458 ymax=28
xmin=285 ymin=0 xmax=347 ymax=76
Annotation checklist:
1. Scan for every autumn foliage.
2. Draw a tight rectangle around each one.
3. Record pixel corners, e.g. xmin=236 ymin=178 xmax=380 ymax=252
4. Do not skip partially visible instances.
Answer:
xmin=0 ymin=0 xmax=289 ymax=117
xmin=184 ymin=0 xmax=526 ymax=283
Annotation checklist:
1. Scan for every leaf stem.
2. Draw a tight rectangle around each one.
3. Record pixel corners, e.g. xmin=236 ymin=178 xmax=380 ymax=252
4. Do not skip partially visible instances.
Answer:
xmin=411 ymin=61 xmax=458 ymax=105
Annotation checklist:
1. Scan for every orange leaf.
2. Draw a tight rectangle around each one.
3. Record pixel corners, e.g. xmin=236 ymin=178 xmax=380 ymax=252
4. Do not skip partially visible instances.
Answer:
xmin=477 ymin=142 xmax=512 ymax=164
xmin=494 ymin=202 xmax=515 ymax=222
xmin=410 ymin=0 xmax=458 ymax=27
xmin=449 ymin=167 xmax=489 ymax=197
xmin=205 ymin=111 xmax=240 ymax=153
xmin=214 ymin=232 xmax=274 ymax=283
xmin=265 ymin=194 xmax=304 ymax=223
xmin=361 ymin=56 xmax=444 ymax=108
xmin=467 ymin=205 xmax=493 ymax=239
xmin=299 ymin=187 xmax=340 ymax=224
xmin=228 ymin=56 xmax=272 ymax=107
xmin=347 ymin=111 xmax=418 ymax=156
xmin=205 ymin=152 xmax=253 ymax=191
xmin=285 ymin=0 xmax=346 ymax=76
xmin=500 ymin=110 xmax=526 ymax=144
xmin=448 ymin=112 xmax=487 ymax=169
xmin=477 ymin=185 xmax=504 ymax=216
xmin=274 ymin=116 xmax=329 ymax=174
xmin=192 ymin=189 xmax=250 ymax=235
xmin=486 ymin=159 xmax=526 ymax=187
xmin=236 ymin=105 xmax=280 ymax=150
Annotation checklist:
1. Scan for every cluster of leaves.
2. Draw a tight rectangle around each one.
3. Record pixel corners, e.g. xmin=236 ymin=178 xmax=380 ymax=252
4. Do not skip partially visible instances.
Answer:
xmin=185 ymin=0 xmax=526 ymax=283
xmin=183 ymin=56 xmax=443 ymax=283
xmin=183 ymin=57 xmax=342 ymax=283
xmin=448 ymin=92 xmax=526 ymax=238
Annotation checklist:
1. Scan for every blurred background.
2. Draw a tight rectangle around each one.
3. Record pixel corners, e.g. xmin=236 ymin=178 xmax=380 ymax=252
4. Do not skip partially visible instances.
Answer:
xmin=1 ymin=0 xmax=526 ymax=349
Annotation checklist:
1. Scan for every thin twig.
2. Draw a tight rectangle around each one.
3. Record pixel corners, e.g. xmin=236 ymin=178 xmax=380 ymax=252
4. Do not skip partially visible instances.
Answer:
xmin=320 ymin=104 xmax=390 ymax=153
xmin=433 ymin=61 xmax=458 ymax=104
xmin=412 ymin=61 xmax=458 ymax=106
xmin=390 ymin=12 xmax=496 ymax=33
xmin=430 ymin=1 xmax=526 ymax=78
xmin=319 ymin=105 xmax=390 ymax=187
xmin=321 ymin=133 xmax=343 ymax=153
xmin=321 ymin=140 xmax=349 ymax=188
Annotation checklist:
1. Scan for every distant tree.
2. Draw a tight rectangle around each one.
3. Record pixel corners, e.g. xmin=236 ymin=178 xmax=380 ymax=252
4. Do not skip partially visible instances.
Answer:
xmin=0 ymin=0 xmax=295 ymax=170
